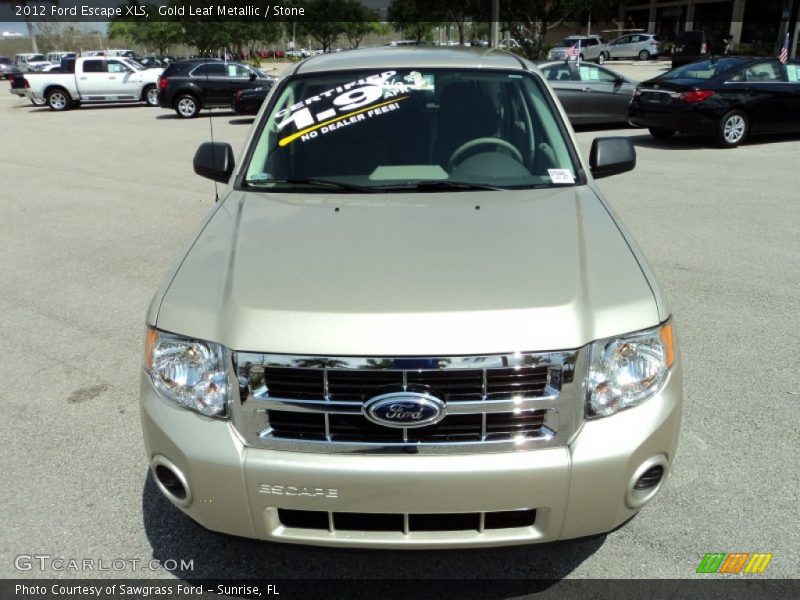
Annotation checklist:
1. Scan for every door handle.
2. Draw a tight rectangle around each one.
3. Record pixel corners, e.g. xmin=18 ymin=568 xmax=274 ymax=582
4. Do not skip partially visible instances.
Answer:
xmin=109 ymin=76 xmax=117 ymax=80
xmin=582 ymin=87 xmax=593 ymax=92
xmin=79 ymin=76 xmax=87 ymax=80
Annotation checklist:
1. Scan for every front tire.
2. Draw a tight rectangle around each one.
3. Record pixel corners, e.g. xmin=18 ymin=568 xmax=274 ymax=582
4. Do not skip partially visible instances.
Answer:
xmin=716 ymin=110 xmax=748 ymax=148
xmin=649 ymin=127 xmax=676 ymax=139
xmin=143 ymin=84 xmax=159 ymax=107
xmin=597 ymin=52 xmax=606 ymax=65
xmin=175 ymin=94 xmax=200 ymax=118
xmin=46 ymin=88 xmax=71 ymax=111
xmin=639 ymin=50 xmax=651 ymax=61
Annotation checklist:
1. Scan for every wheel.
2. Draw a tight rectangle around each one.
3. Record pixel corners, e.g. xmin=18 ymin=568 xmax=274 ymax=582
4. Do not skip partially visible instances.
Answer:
xmin=446 ymin=137 xmax=523 ymax=172
xmin=143 ymin=84 xmax=159 ymax=107
xmin=597 ymin=52 xmax=606 ymax=65
xmin=30 ymin=96 xmax=47 ymax=106
xmin=46 ymin=88 xmax=71 ymax=111
xmin=638 ymin=50 xmax=651 ymax=61
xmin=716 ymin=110 xmax=748 ymax=148
xmin=649 ymin=127 xmax=675 ymax=139
xmin=175 ymin=94 xmax=200 ymax=118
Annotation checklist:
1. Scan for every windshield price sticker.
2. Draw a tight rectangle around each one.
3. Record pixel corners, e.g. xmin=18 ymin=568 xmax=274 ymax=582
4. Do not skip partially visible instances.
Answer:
xmin=548 ymin=169 xmax=576 ymax=184
xmin=276 ymin=71 xmax=431 ymax=146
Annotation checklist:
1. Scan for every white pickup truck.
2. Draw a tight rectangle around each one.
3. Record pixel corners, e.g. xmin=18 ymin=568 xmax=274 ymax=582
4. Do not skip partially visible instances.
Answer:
xmin=25 ymin=56 xmax=163 ymax=111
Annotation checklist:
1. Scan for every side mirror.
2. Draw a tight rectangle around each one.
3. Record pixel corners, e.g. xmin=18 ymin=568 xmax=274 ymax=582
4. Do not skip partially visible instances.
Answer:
xmin=193 ymin=142 xmax=235 ymax=183
xmin=589 ymin=137 xmax=635 ymax=179
xmin=249 ymin=72 xmax=256 ymax=81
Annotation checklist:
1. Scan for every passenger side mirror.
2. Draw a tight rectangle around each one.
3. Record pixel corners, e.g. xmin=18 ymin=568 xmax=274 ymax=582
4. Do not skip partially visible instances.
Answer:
xmin=589 ymin=137 xmax=636 ymax=179
xmin=193 ymin=142 xmax=235 ymax=183
xmin=249 ymin=72 xmax=256 ymax=81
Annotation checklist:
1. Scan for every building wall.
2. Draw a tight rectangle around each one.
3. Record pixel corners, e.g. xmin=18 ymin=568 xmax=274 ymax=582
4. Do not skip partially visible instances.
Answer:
xmin=619 ymin=0 xmax=798 ymax=55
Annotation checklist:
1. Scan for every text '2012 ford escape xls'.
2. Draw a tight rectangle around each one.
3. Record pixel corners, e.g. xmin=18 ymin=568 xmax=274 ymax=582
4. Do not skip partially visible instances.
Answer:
xmin=141 ymin=47 xmax=682 ymax=548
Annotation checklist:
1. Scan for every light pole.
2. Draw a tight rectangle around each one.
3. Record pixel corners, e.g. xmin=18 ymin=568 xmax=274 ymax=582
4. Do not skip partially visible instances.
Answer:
xmin=490 ymin=0 xmax=500 ymax=48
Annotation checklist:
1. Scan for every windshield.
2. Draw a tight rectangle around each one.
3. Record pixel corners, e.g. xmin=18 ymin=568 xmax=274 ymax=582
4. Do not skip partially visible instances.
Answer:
xmin=662 ymin=58 xmax=742 ymax=80
xmin=122 ymin=58 xmax=145 ymax=71
xmin=244 ymin=68 xmax=578 ymax=192
xmin=29 ymin=55 xmax=46 ymax=61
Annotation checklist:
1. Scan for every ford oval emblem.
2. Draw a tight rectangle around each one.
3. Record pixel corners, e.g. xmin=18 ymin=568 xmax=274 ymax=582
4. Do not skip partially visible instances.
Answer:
xmin=363 ymin=392 xmax=446 ymax=429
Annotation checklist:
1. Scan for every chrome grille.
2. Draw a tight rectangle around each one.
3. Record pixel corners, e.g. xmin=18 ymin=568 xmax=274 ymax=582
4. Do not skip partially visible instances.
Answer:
xmin=231 ymin=350 xmax=584 ymax=454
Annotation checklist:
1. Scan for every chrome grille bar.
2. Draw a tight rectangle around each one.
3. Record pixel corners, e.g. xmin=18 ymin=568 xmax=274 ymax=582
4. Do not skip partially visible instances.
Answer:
xmin=253 ymin=393 xmax=558 ymax=414
xmin=232 ymin=349 xmax=584 ymax=454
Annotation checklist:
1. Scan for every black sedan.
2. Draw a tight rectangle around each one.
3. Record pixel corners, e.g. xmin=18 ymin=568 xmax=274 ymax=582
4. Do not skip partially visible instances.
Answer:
xmin=231 ymin=84 xmax=273 ymax=115
xmin=538 ymin=61 xmax=638 ymax=124
xmin=629 ymin=57 xmax=800 ymax=147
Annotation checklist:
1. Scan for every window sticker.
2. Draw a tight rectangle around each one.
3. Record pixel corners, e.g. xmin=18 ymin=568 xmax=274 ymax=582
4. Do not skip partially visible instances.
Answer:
xmin=787 ymin=65 xmax=799 ymax=83
xmin=275 ymin=70 xmax=425 ymax=147
xmin=579 ymin=66 xmax=599 ymax=81
xmin=548 ymin=169 xmax=575 ymax=184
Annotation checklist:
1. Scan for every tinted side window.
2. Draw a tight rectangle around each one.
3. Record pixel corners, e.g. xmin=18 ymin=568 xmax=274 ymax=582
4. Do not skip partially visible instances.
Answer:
xmin=107 ymin=61 xmax=128 ymax=73
xmin=226 ymin=64 xmax=252 ymax=77
xmin=83 ymin=60 xmax=106 ymax=73
xmin=192 ymin=63 xmax=226 ymax=77
xmin=743 ymin=62 xmax=783 ymax=82
xmin=542 ymin=64 xmax=573 ymax=81
xmin=578 ymin=65 xmax=617 ymax=83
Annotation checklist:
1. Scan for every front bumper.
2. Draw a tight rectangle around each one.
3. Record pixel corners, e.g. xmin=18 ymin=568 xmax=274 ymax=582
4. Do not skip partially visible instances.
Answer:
xmin=140 ymin=363 xmax=683 ymax=548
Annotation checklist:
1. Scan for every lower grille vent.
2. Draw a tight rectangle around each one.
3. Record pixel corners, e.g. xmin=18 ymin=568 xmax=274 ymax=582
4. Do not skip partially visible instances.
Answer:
xmin=277 ymin=509 xmax=537 ymax=532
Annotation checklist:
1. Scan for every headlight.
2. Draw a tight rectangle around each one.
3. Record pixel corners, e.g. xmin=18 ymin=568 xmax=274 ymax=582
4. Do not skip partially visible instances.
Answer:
xmin=587 ymin=321 xmax=675 ymax=418
xmin=144 ymin=327 xmax=229 ymax=417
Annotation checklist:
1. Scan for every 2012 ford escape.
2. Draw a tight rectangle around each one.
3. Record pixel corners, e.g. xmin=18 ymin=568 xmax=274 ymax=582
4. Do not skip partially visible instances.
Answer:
xmin=141 ymin=47 xmax=682 ymax=548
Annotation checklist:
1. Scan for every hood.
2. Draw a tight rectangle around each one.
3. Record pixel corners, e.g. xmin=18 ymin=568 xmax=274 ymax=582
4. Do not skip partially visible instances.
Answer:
xmin=155 ymin=188 xmax=660 ymax=355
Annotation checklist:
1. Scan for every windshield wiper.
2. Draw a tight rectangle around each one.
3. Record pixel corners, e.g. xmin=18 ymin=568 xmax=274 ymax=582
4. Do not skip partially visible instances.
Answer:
xmin=380 ymin=181 xmax=505 ymax=192
xmin=245 ymin=177 xmax=381 ymax=193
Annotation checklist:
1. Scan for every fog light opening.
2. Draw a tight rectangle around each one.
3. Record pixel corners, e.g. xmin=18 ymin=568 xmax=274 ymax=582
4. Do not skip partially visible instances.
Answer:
xmin=626 ymin=455 xmax=668 ymax=509
xmin=151 ymin=455 xmax=192 ymax=507
xmin=634 ymin=465 xmax=664 ymax=490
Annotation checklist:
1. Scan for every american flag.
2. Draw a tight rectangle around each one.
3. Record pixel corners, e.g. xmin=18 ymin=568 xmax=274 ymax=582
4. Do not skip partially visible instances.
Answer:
xmin=778 ymin=33 xmax=789 ymax=64
xmin=567 ymin=41 xmax=581 ymax=61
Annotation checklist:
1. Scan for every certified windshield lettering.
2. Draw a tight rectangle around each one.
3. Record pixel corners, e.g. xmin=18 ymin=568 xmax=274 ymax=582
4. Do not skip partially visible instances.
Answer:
xmin=245 ymin=68 xmax=579 ymax=191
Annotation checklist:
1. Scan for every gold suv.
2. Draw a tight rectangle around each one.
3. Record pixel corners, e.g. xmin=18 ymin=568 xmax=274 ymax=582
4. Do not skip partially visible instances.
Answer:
xmin=141 ymin=47 xmax=682 ymax=548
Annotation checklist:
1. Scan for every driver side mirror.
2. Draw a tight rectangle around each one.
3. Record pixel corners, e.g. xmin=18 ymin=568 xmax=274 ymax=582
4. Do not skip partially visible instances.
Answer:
xmin=589 ymin=137 xmax=635 ymax=179
xmin=193 ymin=142 xmax=235 ymax=183
xmin=249 ymin=72 xmax=256 ymax=81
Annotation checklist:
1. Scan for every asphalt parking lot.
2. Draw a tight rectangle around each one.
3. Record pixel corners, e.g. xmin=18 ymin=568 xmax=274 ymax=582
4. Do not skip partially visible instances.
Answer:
xmin=1 ymin=61 xmax=798 ymax=583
